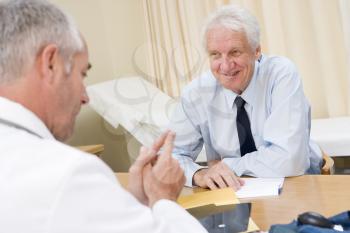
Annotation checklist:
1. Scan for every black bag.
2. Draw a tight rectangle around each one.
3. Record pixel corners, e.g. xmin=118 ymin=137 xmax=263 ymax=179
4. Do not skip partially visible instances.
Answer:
xmin=269 ymin=211 xmax=350 ymax=233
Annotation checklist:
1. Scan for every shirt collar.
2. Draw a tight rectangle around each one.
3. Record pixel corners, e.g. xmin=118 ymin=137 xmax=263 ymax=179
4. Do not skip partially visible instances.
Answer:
xmin=222 ymin=57 xmax=260 ymax=109
xmin=241 ymin=59 xmax=259 ymax=106
xmin=222 ymin=87 xmax=238 ymax=109
xmin=0 ymin=97 xmax=55 ymax=140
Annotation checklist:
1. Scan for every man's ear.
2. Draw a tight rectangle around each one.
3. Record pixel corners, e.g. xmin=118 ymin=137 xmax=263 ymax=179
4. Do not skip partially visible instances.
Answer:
xmin=254 ymin=45 xmax=261 ymax=60
xmin=37 ymin=44 xmax=59 ymax=84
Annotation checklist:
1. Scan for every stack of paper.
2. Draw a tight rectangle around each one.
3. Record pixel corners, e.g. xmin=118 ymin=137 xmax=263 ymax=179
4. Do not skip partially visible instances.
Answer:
xmin=236 ymin=178 xmax=284 ymax=199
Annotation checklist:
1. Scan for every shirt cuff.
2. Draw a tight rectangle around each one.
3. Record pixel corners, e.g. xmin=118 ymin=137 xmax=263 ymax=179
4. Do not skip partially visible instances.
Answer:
xmin=184 ymin=162 xmax=205 ymax=187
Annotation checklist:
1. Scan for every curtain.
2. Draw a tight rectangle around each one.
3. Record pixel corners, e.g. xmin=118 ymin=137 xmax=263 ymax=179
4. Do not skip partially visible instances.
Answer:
xmin=141 ymin=0 xmax=350 ymax=118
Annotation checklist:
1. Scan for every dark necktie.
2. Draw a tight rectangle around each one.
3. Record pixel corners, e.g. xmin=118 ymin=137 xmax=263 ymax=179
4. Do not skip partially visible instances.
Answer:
xmin=234 ymin=96 xmax=257 ymax=156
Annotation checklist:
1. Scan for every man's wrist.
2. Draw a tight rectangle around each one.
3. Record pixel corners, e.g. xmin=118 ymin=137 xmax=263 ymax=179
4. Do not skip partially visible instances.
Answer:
xmin=192 ymin=168 xmax=207 ymax=187
xmin=148 ymin=193 xmax=177 ymax=207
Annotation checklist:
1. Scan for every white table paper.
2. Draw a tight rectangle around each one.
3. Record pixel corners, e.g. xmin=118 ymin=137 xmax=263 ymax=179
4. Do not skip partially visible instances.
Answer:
xmin=236 ymin=178 xmax=284 ymax=199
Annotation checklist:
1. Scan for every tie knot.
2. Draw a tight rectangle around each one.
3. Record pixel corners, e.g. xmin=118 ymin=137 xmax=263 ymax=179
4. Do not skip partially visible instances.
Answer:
xmin=234 ymin=96 xmax=246 ymax=109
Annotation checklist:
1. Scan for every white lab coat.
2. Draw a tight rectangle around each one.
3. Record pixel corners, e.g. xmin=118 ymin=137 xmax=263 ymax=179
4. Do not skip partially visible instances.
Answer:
xmin=0 ymin=97 xmax=207 ymax=233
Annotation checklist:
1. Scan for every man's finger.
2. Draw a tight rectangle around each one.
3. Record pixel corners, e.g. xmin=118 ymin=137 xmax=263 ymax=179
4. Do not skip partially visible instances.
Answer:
xmin=238 ymin=177 xmax=245 ymax=186
xmin=151 ymin=130 xmax=170 ymax=152
xmin=160 ymin=131 xmax=175 ymax=158
xmin=132 ymin=146 xmax=157 ymax=169
xmin=215 ymin=162 xmax=242 ymax=189
xmin=212 ymin=175 xmax=228 ymax=189
xmin=229 ymin=170 xmax=243 ymax=185
xmin=221 ymin=173 xmax=237 ymax=188
xmin=142 ymin=163 xmax=153 ymax=181
xmin=206 ymin=178 xmax=218 ymax=190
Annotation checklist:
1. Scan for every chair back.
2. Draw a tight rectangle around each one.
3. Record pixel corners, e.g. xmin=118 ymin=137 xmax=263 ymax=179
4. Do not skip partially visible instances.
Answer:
xmin=321 ymin=151 xmax=334 ymax=175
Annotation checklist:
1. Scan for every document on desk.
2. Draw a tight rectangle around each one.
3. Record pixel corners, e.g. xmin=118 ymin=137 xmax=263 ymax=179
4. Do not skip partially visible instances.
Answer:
xmin=177 ymin=187 xmax=239 ymax=210
xmin=236 ymin=178 xmax=284 ymax=199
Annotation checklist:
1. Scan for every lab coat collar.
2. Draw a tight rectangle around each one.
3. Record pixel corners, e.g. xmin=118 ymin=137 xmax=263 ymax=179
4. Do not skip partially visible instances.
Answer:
xmin=0 ymin=96 xmax=55 ymax=140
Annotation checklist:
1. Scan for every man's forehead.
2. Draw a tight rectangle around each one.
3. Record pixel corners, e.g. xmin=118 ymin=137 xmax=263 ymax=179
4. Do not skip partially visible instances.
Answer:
xmin=207 ymin=28 xmax=248 ymax=48
xmin=207 ymin=26 xmax=245 ymax=39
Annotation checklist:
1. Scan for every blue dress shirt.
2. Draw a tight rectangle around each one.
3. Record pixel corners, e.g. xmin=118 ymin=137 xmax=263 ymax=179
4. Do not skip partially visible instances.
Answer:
xmin=169 ymin=54 xmax=322 ymax=187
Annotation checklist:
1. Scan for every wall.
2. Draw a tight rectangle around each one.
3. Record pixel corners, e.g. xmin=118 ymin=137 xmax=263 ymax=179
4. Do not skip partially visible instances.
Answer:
xmin=52 ymin=0 xmax=147 ymax=172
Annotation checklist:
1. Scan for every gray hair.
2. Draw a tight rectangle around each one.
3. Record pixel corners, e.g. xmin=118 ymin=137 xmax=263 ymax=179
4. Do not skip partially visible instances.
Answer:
xmin=202 ymin=5 xmax=260 ymax=51
xmin=0 ymin=0 xmax=84 ymax=84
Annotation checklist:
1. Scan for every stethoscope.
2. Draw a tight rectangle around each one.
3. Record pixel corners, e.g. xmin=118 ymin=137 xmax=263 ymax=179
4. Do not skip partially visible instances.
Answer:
xmin=0 ymin=118 xmax=43 ymax=139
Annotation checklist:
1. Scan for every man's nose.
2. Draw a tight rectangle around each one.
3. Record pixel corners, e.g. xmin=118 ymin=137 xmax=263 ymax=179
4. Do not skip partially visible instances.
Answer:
xmin=81 ymin=89 xmax=90 ymax=105
xmin=220 ymin=57 xmax=234 ymax=73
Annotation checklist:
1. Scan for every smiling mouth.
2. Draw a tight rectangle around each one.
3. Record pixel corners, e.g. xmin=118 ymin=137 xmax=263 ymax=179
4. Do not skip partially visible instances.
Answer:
xmin=222 ymin=70 xmax=240 ymax=79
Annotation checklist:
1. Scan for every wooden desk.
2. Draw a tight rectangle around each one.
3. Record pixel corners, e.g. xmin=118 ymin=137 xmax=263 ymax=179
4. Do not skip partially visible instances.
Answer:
xmin=242 ymin=175 xmax=350 ymax=230
xmin=116 ymin=174 xmax=350 ymax=231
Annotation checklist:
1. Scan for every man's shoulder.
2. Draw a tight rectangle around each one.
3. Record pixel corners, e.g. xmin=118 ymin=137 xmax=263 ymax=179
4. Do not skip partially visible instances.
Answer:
xmin=260 ymin=55 xmax=298 ymax=74
xmin=258 ymin=54 xmax=301 ymax=87
xmin=2 ymin=131 xmax=106 ymax=177
xmin=38 ymin=140 xmax=114 ymax=185
xmin=1 ymin=133 xmax=115 ymax=195
xmin=181 ymin=71 xmax=218 ymax=102
xmin=36 ymin=139 xmax=109 ymax=175
xmin=23 ymin=136 xmax=92 ymax=161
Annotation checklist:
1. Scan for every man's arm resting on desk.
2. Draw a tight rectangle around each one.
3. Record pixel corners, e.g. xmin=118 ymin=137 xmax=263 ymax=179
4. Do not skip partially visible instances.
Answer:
xmin=173 ymin=149 xmax=244 ymax=190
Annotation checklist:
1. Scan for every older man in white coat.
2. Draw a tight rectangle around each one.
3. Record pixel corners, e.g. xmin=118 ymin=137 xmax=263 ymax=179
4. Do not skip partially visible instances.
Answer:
xmin=0 ymin=0 xmax=207 ymax=232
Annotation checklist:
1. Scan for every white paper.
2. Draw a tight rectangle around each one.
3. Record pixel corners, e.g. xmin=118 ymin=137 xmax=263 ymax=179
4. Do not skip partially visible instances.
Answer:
xmin=235 ymin=178 xmax=284 ymax=199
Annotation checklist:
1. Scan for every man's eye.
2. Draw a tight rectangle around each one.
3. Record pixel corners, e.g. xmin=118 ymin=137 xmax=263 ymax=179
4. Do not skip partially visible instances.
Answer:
xmin=230 ymin=50 xmax=241 ymax=57
xmin=209 ymin=52 xmax=220 ymax=58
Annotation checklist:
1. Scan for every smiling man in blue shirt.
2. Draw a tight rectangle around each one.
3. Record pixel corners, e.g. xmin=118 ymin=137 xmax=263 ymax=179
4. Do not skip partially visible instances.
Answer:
xmin=169 ymin=5 xmax=322 ymax=189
